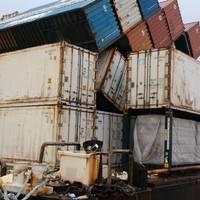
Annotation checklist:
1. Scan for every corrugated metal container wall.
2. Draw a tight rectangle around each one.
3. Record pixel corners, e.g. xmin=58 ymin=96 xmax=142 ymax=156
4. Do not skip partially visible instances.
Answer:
xmin=160 ymin=0 xmax=184 ymax=41
xmin=147 ymin=10 xmax=171 ymax=48
xmin=84 ymin=0 xmax=121 ymax=50
xmin=127 ymin=21 xmax=153 ymax=51
xmin=0 ymin=0 xmax=121 ymax=53
xmin=137 ymin=0 xmax=160 ymax=19
xmin=95 ymin=111 xmax=123 ymax=164
xmin=0 ymin=42 xmax=96 ymax=108
xmin=113 ymin=0 xmax=142 ymax=33
xmin=127 ymin=48 xmax=200 ymax=114
xmin=97 ymin=49 xmax=127 ymax=111
xmin=185 ymin=22 xmax=200 ymax=59
xmin=0 ymin=105 xmax=94 ymax=164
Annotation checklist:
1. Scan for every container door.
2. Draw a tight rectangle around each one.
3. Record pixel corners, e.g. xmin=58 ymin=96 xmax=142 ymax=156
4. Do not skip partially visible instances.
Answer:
xmin=62 ymin=44 xmax=96 ymax=108
xmin=127 ymin=49 xmax=169 ymax=109
xmin=60 ymin=107 xmax=94 ymax=149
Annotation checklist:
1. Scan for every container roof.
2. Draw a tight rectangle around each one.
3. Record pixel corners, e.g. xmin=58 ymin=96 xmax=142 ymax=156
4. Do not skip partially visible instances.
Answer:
xmin=160 ymin=0 xmax=176 ymax=8
xmin=185 ymin=22 xmax=199 ymax=32
xmin=0 ymin=0 xmax=95 ymax=30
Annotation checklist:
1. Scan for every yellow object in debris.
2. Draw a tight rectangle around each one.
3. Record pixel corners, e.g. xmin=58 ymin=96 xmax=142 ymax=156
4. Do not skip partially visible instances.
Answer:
xmin=0 ymin=178 xmax=3 ymax=188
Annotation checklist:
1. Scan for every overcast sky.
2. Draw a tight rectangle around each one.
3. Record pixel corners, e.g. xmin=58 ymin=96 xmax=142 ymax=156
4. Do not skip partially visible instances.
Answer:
xmin=0 ymin=0 xmax=199 ymax=23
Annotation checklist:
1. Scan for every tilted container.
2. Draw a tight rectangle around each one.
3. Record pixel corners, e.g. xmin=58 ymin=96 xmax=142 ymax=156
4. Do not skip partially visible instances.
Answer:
xmin=112 ymin=0 xmax=142 ymax=33
xmin=0 ymin=0 xmax=121 ymax=53
xmin=137 ymin=0 xmax=160 ymax=19
xmin=96 ymin=49 xmax=127 ymax=111
xmin=184 ymin=22 xmax=200 ymax=59
xmin=127 ymin=48 xmax=200 ymax=114
xmin=0 ymin=42 xmax=96 ymax=108
xmin=126 ymin=21 xmax=153 ymax=51
xmin=160 ymin=0 xmax=184 ymax=41
xmin=146 ymin=10 xmax=171 ymax=48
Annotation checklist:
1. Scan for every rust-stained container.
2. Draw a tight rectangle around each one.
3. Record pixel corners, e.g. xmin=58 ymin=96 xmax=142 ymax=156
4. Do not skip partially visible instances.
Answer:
xmin=0 ymin=42 xmax=97 ymax=108
xmin=126 ymin=21 xmax=153 ymax=51
xmin=96 ymin=49 xmax=127 ymax=111
xmin=184 ymin=22 xmax=200 ymax=59
xmin=146 ymin=10 xmax=171 ymax=48
xmin=127 ymin=48 xmax=200 ymax=114
xmin=113 ymin=0 xmax=142 ymax=33
xmin=160 ymin=0 xmax=184 ymax=41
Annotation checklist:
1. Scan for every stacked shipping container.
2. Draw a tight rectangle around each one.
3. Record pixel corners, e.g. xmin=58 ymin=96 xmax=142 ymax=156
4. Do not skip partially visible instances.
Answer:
xmin=0 ymin=0 xmax=199 ymax=172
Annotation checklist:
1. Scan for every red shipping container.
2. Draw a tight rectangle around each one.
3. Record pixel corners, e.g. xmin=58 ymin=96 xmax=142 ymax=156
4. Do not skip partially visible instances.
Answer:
xmin=160 ymin=0 xmax=184 ymax=41
xmin=126 ymin=21 xmax=153 ymax=51
xmin=147 ymin=10 xmax=171 ymax=48
xmin=185 ymin=22 xmax=200 ymax=59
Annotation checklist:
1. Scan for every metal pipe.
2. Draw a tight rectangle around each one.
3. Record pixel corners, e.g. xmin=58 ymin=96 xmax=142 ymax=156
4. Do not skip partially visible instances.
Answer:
xmin=21 ymin=179 xmax=48 ymax=200
xmin=39 ymin=142 xmax=81 ymax=163
xmin=148 ymin=165 xmax=200 ymax=175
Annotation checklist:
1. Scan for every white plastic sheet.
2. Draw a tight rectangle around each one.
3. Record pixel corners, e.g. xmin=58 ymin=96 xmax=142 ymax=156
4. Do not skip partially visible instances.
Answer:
xmin=133 ymin=115 xmax=199 ymax=165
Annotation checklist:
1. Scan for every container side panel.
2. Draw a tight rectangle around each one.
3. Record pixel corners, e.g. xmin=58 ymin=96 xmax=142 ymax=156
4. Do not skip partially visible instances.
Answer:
xmin=171 ymin=50 xmax=200 ymax=112
xmin=147 ymin=10 xmax=171 ymax=48
xmin=138 ymin=0 xmax=160 ymax=19
xmin=85 ymin=0 xmax=121 ymax=50
xmin=95 ymin=111 xmax=123 ymax=164
xmin=0 ymin=106 xmax=57 ymax=164
xmin=127 ymin=21 xmax=153 ymax=51
xmin=161 ymin=0 xmax=184 ymax=41
xmin=113 ymin=0 xmax=142 ymax=33
xmin=0 ymin=44 xmax=60 ymax=104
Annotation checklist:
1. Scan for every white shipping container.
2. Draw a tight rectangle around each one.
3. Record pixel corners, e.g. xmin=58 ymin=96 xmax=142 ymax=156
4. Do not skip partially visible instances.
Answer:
xmin=113 ymin=0 xmax=142 ymax=33
xmin=0 ymin=42 xmax=96 ymax=108
xmin=127 ymin=48 xmax=200 ymax=114
xmin=95 ymin=111 xmax=123 ymax=164
xmin=97 ymin=49 xmax=127 ymax=111
xmin=0 ymin=105 xmax=94 ymax=164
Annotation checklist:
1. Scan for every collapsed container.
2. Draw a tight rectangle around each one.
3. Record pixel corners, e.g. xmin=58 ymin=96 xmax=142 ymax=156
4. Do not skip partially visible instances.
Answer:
xmin=112 ymin=0 xmax=142 ymax=33
xmin=127 ymin=48 xmax=200 ymax=114
xmin=126 ymin=21 xmax=153 ymax=51
xmin=160 ymin=0 xmax=184 ymax=41
xmin=132 ymin=115 xmax=200 ymax=166
xmin=0 ymin=105 xmax=123 ymax=165
xmin=146 ymin=10 xmax=171 ymax=48
xmin=137 ymin=0 xmax=160 ymax=19
xmin=184 ymin=22 xmax=200 ymax=59
xmin=0 ymin=42 xmax=96 ymax=108
xmin=0 ymin=0 xmax=121 ymax=53
xmin=97 ymin=49 xmax=127 ymax=111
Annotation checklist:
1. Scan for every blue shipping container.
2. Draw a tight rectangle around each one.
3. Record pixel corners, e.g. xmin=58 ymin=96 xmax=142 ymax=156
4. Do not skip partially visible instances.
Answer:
xmin=137 ymin=0 xmax=160 ymax=19
xmin=0 ymin=0 xmax=121 ymax=52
